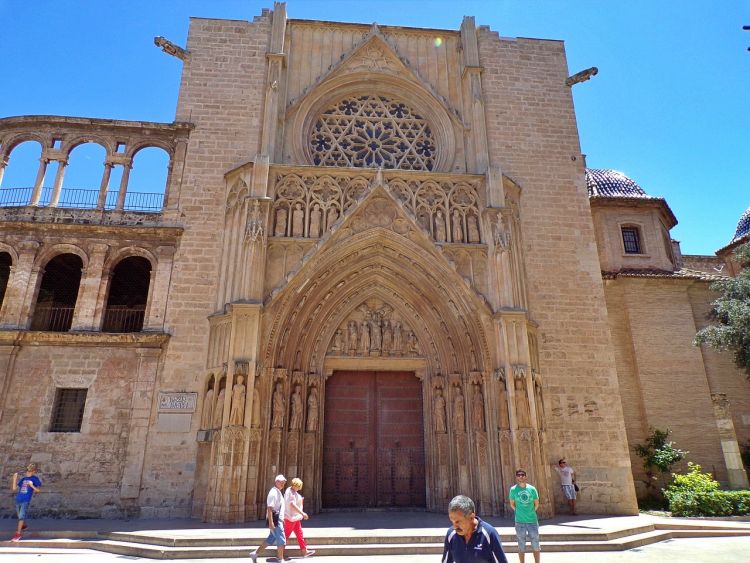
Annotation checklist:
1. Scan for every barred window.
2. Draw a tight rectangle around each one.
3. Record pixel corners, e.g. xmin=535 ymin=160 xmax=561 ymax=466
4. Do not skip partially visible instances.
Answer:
xmin=310 ymin=95 xmax=436 ymax=171
xmin=622 ymin=227 xmax=642 ymax=254
xmin=50 ymin=388 xmax=87 ymax=432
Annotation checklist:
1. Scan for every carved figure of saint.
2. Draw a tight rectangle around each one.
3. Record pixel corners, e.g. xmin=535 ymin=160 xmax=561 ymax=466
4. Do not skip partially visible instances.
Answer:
xmin=392 ymin=321 xmax=403 ymax=355
xmin=382 ymin=320 xmax=393 ymax=354
xmin=200 ymin=386 xmax=214 ymax=429
xmin=434 ymin=388 xmax=447 ymax=433
xmin=407 ymin=330 xmax=418 ymax=355
xmin=370 ymin=317 xmax=382 ymax=352
xmin=467 ymin=214 xmax=480 ymax=243
xmin=309 ymin=203 xmax=322 ymax=238
xmin=453 ymin=387 xmax=466 ymax=432
xmin=229 ymin=375 xmax=247 ymax=426
xmin=514 ymin=376 xmax=531 ymax=428
xmin=452 ymin=209 xmax=464 ymax=242
xmin=418 ymin=213 xmax=430 ymax=232
xmin=289 ymin=384 xmax=303 ymax=430
xmin=212 ymin=386 xmax=225 ymax=429
xmin=360 ymin=320 xmax=371 ymax=355
xmin=472 ymin=384 xmax=485 ymax=431
xmin=292 ymin=202 xmax=304 ymax=237
xmin=347 ymin=320 xmax=358 ymax=355
xmin=331 ymin=329 xmax=344 ymax=353
xmin=274 ymin=207 xmax=287 ymax=237
xmin=251 ymin=387 xmax=261 ymax=428
xmin=435 ymin=210 xmax=447 ymax=242
xmin=306 ymin=387 xmax=319 ymax=432
xmin=326 ymin=206 xmax=339 ymax=230
xmin=271 ymin=382 xmax=285 ymax=429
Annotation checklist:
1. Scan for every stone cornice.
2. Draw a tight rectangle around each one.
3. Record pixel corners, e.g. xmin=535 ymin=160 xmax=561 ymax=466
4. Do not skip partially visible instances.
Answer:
xmin=0 ymin=330 xmax=170 ymax=348
xmin=0 ymin=211 xmax=183 ymax=239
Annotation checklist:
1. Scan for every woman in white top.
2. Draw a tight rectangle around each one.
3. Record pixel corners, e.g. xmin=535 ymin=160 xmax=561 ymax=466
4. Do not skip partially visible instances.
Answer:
xmin=283 ymin=478 xmax=316 ymax=557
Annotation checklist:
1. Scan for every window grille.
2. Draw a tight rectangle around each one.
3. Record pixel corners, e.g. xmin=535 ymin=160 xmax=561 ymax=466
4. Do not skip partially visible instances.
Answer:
xmin=310 ymin=95 xmax=436 ymax=171
xmin=50 ymin=388 xmax=87 ymax=432
xmin=622 ymin=227 xmax=642 ymax=254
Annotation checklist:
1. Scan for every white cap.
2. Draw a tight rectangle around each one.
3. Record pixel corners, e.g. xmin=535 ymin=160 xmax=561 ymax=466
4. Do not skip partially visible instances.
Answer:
xmin=275 ymin=474 xmax=287 ymax=482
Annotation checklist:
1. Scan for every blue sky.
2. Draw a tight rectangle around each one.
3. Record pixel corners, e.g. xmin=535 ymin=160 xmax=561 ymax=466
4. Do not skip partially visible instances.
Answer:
xmin=1 ymin=0 xmax=748 ymax=255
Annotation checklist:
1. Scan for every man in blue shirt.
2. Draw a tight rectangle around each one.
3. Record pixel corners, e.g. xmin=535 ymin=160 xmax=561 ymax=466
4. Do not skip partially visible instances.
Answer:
xmin=10 ymin=463 xmax=42 ymax=542
xmin=442 ymin=494 xmax=508 ymax=563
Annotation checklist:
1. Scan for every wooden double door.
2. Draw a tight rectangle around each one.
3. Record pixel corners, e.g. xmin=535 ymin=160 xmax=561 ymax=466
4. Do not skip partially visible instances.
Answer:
xmin=322 ymin=371 xmax=426 ymax=509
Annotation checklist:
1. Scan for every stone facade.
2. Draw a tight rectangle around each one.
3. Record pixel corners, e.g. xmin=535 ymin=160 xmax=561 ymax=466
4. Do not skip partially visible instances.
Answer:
xmin=0 ymin=3 xmax=746 ymax=522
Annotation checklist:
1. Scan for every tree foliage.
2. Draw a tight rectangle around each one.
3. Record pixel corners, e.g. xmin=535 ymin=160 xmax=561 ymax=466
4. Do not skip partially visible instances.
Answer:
xmin=634 ymin=428 xmax=687 ymax=475
xmin=694 ymin=242 xmax=750 ymax=379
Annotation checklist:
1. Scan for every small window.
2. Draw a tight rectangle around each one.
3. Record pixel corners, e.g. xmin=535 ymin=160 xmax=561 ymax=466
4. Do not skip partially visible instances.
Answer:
xmin=622 ymin=227 xmax=642 ymax=254
xmin=50 ymin=388 xmax=87 ymax=432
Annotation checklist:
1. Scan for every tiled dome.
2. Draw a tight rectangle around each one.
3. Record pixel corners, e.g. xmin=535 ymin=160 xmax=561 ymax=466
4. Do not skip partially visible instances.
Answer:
xmin=586 ymin=168 xmax=649 ymax=198
xmin=731 ymin=207 xmax=750 ymax=243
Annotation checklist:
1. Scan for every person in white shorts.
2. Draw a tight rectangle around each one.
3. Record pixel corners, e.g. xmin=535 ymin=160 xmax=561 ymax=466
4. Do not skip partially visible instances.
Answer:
xmin=553 ymin=459 xmax=577 ymax=515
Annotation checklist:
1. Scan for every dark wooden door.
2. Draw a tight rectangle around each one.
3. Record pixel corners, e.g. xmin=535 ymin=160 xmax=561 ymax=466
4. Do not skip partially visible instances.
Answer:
xmin=322 ymin=371 xmax=425 ymax=509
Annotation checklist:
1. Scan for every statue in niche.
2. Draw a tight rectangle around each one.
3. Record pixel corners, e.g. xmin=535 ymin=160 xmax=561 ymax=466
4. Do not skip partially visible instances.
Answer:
xmin=251 ymin=387 xmax=261 ymax=428
xmin=289 ymin=384 xmax=303 ymax=430
xmin=370 ymin=316 xmax=382 ymax=352
xmin=306 ymin=387 xmax=319 ymax=432
xmin=452 ymin=209 xmax=464 ymax=242
xmin=435 ymin=210 xmax=447 ymax=242
xmin=467 ymin=214 xmax=480 ymax=243
xmin=497 ymin=376 xmax=510 ymax=428
xmin=434 ymin=388 xmax=447 ymax=433
xmin=292 ymin=202 xmax=305 ymax=237
xmin=229 ymin=375 xmax=247 ymax=426
xmin=514 ymin=375 xmax=531 ymax=428
xmin=453 ymin=387 xmax=466 ymax=432
xmin=212 ymin=385 xmax=225 ymax=429
xmin=407 ymin=330 xmax=418 ymax=355
xmin=326 ymin=206 xmax=339 ymax=230
xmin=347 ymin=320 xmax=358 ymax=355
xmin=382 ymin=320 xmax=393 ymax=354
xmin=360 ymin=320 xmax=371 ymax=355
xmin=274 ymin=207 xmax=287 ymax=236
xmin=271 ymin=382 xmax=285 ymax=429
xmin=331 ymin=329 xmax=343 ymax=353
xmin=418 ymin=213 xmax=431 ymax=232
xmin=200 ymin=386 xmax=214 ymax=429
xmin=472 ymin=384 xmax=485 ymax=431
xmin=309 ymin=203 xmax=322 ymax=238
xmin=392 ymin=321 xmax=403 ymax=355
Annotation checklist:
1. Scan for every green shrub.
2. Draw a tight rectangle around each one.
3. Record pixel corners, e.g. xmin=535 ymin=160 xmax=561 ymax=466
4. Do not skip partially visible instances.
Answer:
xmin=665 ymin=463 xmax=750 ymax=516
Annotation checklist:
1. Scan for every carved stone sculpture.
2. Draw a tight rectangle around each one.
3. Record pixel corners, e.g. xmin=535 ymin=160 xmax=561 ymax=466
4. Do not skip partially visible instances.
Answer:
xmin=392 ymin=321 xmax=403 ymax=355
xmin=347 ymin=320 xmax=358 ymax=355
xmin=453 ymin=387 xmax=466 ymax=432
xmin=514 ymin=375 xmax=531 ymax=428
xmin=271 ymin=382 xmax=285 ymax=429
xmin=212 ymin=386 xmax=225 ymax=429
xmin=472 ymin=384 xmax=485 ymax=431
xmin=251 ymin=387 xmax=261 ymax=428
xmin=467 ymin=214 xmax=480 ymax=243
xmin=435 ymin=210 xmax=446 ymax=242
xmin=452 ymin=210 xmax=463 ymax=242
xmin=382 ymin=320 xmax=393 ymax=354
xmin=228 ymin=375 xmax=246 ymax=426
xmin=289 ymin=384 xmax=303 ymax=430
xmin=370 ymin=317 xmax=382 ymax=352
xmin=274 ymin=207 xmax=287 ymax=236
xmin=292 ymin=202 xmax=304 ymax=237
xmin=327 ymin=206 xmax=339 ymax=230
xmin=407 ymin=330 xmax=418 ymax=354
xmin=309 ymin=203 xmax=322 ymax=238
xmin=360 ymin=320 xmax=371 ymax=354
xmin=331 ymin=329 xmax=343 ymax=353
xmin=306 ymin=387 xmax=319 ymax=432
xmin=434 ymin=388 xmax=447 ymax=433
xmin=201 ymin=387 xmax=214 ymax=429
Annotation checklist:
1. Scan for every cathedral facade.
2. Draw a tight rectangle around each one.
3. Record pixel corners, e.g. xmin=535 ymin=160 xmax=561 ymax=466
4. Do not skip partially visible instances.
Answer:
xmin=0 ymin=3 xmax=746 ymax=521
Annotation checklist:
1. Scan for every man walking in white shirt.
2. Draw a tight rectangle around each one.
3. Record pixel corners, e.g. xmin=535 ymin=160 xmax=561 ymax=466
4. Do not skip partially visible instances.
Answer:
xmin=250 ymin=474 xmax=287 ymax=562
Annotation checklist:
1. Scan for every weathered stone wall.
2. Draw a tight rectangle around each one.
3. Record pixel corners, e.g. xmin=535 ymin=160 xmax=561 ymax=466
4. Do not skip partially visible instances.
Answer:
xmin=478 ymin=28 xmax=638 ymax=514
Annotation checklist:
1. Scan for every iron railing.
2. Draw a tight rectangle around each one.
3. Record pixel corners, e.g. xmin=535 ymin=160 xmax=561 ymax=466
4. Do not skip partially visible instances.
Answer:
xmin=30 ymin=303 xmax=75 ymax=332
xmin=101 ymin=305 xmax=146 ymax=333
xmin=0 ymin=187 xmax=164 ymax=212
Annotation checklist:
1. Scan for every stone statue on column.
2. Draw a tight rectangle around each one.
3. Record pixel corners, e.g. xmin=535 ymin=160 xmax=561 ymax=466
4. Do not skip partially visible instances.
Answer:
xmin=370 ymin=316 xmax=382 ymax=352
xmin=434 ymin=388 xmax=447 ymax=433
xmin=514 ymin=370 xmax=531 ymax=428
xmin=271 ymin=382 xmax=285 ymax=428
xmin=347 ymin=320 xmax=358 ymax=355
xmin=309 ymin=203 xmax=322 ymax=238
xmin=228 ymin=375 xmax=246 ymax=426
xmin=292 ymin=202 xmax=304 ymax=237
xmin=201 ymin=386 xmax=214 ymax=430
xmin=289 ymin=384 xmax=303 ymax=430
xmin=251 ymin=387 xmax=261 ymax=428
xmin=212 ymin=385 xmax=225 ymax=429
xmin=472 ymin=383 xmax=485 ymax=431
xmin=306 ymin=386 xmax=319 ymax=432
xmin=326 ymin=206 xmax=339 ymax=230
xmin=452 ymin=209 xmax=463 ymax=242
xmin=274 ymin=207 xmax=287 ymax=236
xmin=453 ymin=387 xmax=466 ymax=432
xmin=392 ymin=321 xmax=403 ymax=355
xmin=331 ymin=329 xmax=343 ymax=353
xmin=467 ymin=214 xmax=480 ymax=243
xmin=435 ymin=210 xmax=447 ymax=242
xmin=382 ymin=320 xmax=393 ymax=354
xmin=360 ymin=320 xmax=371 ymax=355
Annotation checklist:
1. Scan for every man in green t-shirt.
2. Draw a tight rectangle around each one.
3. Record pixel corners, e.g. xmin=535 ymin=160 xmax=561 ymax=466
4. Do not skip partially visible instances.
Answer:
xmin=508 ymin=468 xmax=540 ymax=562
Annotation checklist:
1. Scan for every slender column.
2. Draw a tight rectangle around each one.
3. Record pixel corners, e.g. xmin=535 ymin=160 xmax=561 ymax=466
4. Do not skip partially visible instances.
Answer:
xmin=91 ymin=272 xmax=111 ymax=331
xmin=164 ymin=139 xmax=187 ymax=210
xmin=70 ymin=243 xmax=109 ymax=331
xmin=96 ymin=162 xmax=113 ymax=209
xmin=144 ymin=246 xmax=176 ymax=331
xmin=48 ymin=160 xmax=68 ymax=207
xmin=0 ymin=155 xmax=8 ymax=188
xmin=29 ymin=157 xmax=48 ymax=206
xmin=0 ymin=241 xmax=39 ymax=328
xmin=115 ymin=162 xmax=132 ymax=210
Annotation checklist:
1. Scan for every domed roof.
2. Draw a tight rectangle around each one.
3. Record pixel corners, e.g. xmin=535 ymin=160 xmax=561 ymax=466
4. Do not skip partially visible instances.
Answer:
xmin=586 ymin=168 xmax=649 ymax=198
xmin=731 ymin=207 xmax=750 ymax=243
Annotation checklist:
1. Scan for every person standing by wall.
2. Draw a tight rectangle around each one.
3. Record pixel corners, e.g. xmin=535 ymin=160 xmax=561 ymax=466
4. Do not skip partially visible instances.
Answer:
xmin=10 ymin=463 xmax=42 ymax=542
xmin=509 ymin=469 xmax=540 ymax=563
xmin=283 ymin=477 xmax=315 ymax=557
xmin=553 ymin=459 xmax=577 ymax=515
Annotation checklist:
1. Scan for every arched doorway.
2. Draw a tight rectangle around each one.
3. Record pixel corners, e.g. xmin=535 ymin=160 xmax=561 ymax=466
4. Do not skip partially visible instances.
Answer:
xmin=31 ymin=253 xmax=83 ymax=331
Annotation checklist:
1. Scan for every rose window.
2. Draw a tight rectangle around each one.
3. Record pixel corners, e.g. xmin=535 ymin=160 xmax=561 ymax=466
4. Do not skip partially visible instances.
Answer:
xmin=310 ymin=95 xmax=436 ymax=171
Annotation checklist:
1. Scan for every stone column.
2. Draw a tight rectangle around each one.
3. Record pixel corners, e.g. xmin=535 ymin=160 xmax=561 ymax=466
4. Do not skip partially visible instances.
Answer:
xmin=0 ymin=241 xmax=39 ymax=329
xmin=70 ymin=243 xmax=109 ymax=331
xmin=29 ymin=157 xmax=49 ymax=206
xmin=120 ymin=347 xmax=162 ymax=500
xmin=143 ymin=246 xmax=176 ymax=331
xmin=711 ymin=393 xmax=750 ymax=489
xmin=0 ymin=155 xmax=8 ymax=188
xmin=96 ymin=162 xmax=113 ymax=209
xmin=460 ymin=16 xmax=490 ymax=175
xmin=115 ymin=162 xmax=132 ymax=211
xmin=48 ymin=159 xmax=68 ymax=207
xmin=163 ymin=139 xmax=188 ymax=210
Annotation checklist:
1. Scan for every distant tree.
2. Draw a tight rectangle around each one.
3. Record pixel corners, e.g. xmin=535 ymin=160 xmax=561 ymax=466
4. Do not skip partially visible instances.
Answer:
xmin=694 ymin=242 xmax=750 ymax=380
xmin=634 ymin=428 xmax=687 ymax=507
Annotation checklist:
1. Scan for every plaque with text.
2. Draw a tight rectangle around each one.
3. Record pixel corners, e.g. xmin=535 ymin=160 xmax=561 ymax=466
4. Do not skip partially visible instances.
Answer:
xmin=157 ymin=392 xmax=197 ymax=413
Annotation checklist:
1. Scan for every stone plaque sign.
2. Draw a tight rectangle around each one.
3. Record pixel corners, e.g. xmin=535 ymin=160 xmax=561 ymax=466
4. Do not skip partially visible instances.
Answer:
xmin=158 ymin=392 xmax=197 ymax=413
